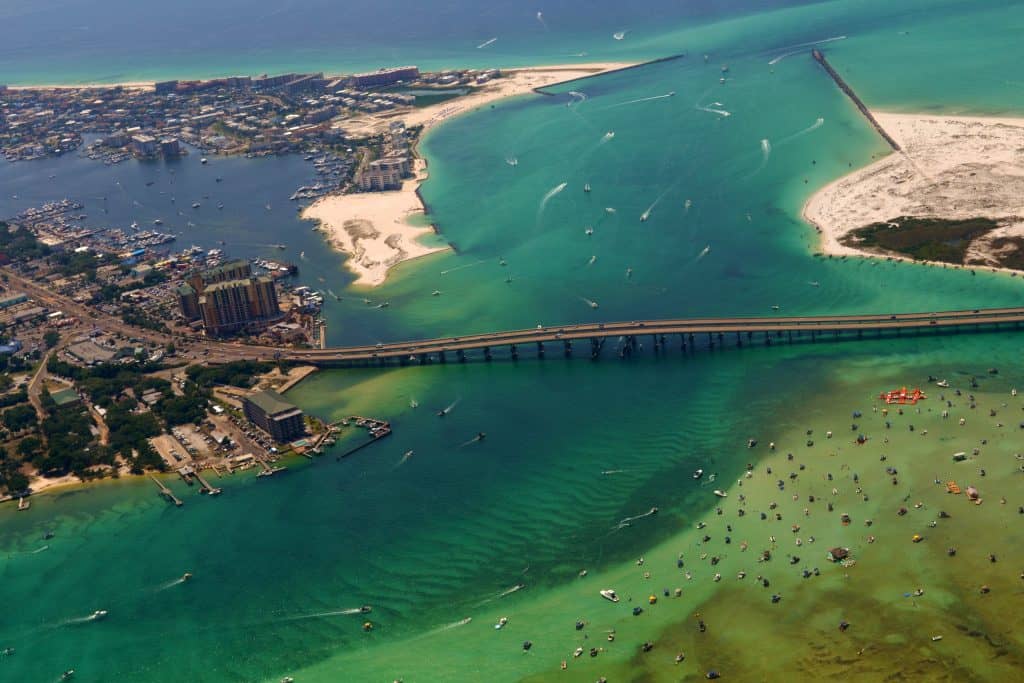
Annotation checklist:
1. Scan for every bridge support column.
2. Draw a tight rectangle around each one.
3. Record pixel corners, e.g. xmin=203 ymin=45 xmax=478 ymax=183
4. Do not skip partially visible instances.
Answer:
xmin=399 ymin=355 xmax=408 ymax=366
xmin=419 ymin=353 xmax=429 ymax=364
xmin=483 ymin=346 xmax=492 ymax=361
xmin=764 ymin=332 xmax=771 ymax=346
xmin=787 ymin=330 xmax=793 ymax=343
xmin=537 ymin=342 xmax=545 ymax=358
xmin=591 ymin=338 xmax=602 ymax=359
xmin=457 ymin=349 xmax=466 ymax=363
xmin=438 ymin=350 xmax=446 ymax=364
xmin=707 ymin=332 xmax=714 ymax=349
xmin=811 ymin=330 xmax=816 ymax=342
xmin=510 ymin=344 xmax=518 ymax=360
xmin=680 ymin=334 xmax=687 ymax=352
xmin=736 ymin=332 xmax=742 ymax=347
xmin=857 ymin=329 xmax=862 ymax=339
xmin=564 ymin=340 xmax=572 ymax=357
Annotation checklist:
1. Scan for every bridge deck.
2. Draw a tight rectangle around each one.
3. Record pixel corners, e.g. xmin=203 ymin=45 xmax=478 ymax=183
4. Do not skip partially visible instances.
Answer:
xmin=255 ymin=307 xmax=1024 ymax=364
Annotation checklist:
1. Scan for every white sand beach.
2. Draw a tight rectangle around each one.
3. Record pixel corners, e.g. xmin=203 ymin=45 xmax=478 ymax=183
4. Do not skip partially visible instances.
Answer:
xmin=302 ymin=158 xmax=447 ymax=287
xmin=803 ymin=112 xmax=1024 ymax=267
xmin=308 ymin=62 xmax=634 ymax=286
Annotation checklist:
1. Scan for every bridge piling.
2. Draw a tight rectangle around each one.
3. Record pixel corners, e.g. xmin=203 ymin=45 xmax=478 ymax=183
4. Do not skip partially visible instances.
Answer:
xmin=483 ymin=346 xmax=492 ymax=361
xmin=537 ymin=341 xmax=545 ymax=357
xmin=457 ymin=349 xmax=466 ymax=363
xmin=439 ymin=350 xmax=446 ymax=363
xmin=510 ymin=344 xmax=518 ymax=360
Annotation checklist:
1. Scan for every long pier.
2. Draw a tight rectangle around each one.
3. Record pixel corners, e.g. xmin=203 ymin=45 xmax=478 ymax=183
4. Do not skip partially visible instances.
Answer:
xmin=150 ymin=475 xmax=183 ymax=507
xmin=259 ymin=307 xmax=1024 ymax=367
xmin=812 ymin=49 xmax=901 ymax=151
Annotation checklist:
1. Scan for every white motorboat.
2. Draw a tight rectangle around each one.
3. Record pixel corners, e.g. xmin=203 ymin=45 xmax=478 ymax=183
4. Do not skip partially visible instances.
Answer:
xmin=600 ymin=589 xmax=619 ymax=603
xmin=693 ymin=468 xmax=704 ymax=480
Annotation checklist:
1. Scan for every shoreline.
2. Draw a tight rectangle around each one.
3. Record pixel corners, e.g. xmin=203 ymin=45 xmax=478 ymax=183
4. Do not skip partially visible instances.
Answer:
xmin=803 ymin=110 xmax=1024 ymax=275
xmin=303 ymin=61 xmax=635 ymax=287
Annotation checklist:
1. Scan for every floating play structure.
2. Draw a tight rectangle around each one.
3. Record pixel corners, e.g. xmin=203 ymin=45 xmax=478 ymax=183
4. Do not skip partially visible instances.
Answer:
xmin=879 ymin=387 xmax=927 ymax=405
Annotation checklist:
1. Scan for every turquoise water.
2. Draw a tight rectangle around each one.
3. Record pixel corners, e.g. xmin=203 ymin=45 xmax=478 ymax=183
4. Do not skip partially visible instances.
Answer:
xmin=4 ymin=0 xmax=1024 ymax=681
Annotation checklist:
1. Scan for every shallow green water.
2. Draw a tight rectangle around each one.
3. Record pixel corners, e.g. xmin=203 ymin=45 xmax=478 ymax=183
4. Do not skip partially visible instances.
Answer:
xmin=4 ymin=1 xmax=1024 ymax=681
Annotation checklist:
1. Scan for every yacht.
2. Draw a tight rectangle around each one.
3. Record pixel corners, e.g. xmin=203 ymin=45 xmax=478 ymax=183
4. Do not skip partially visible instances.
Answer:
xmin=192 ymin=202 xmax=201 ymax=208
xmin=217 ymin=202 xmax=224 ymax=210
xmin=600 ymin=589 xmax=620 ymax=603
xmin=495 ymin=617 xmax=509 ymax=630
xmin=182 ymin=572 xmax=193 ymax=581
xmin=713 ymin=490 xmax=728 ymax=498
xmin=585 ymin=226 xmax=594 ymax=236
xmin=693 ymin=468 xmax=704 ymax=480
xmin=130 ymin=221 xmax=139 ymax=229
xmin=613 ymin=31 xmax=626 ymax=40
xmin=153 ymin=219 xmax=163 ymax=225
xmin=91 ymin=610 xmax=108 ymax=620
xmin=432 ymin=290 xmax=442 ymax=296
xmin=936 ymin=379 xmax=950 ymax=388
xmin=584 ymin=183 xmax=591 ymax=193
xmin=200 ymin=158 xmax=208 ymax=164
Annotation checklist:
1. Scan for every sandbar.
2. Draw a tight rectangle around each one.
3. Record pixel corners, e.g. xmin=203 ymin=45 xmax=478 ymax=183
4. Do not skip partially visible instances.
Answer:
xmin=803 ymin=111 xmax=1024 ymax=269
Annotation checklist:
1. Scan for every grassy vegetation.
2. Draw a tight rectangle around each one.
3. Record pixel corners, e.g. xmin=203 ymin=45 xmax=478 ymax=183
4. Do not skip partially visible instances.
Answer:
xmin=840 ymin=216 xmax=999 ymax=264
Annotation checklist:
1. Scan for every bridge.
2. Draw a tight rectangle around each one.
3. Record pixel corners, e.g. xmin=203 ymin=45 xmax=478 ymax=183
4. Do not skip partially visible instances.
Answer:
xmin=259 ymin=307 xmax=1024 ymax=366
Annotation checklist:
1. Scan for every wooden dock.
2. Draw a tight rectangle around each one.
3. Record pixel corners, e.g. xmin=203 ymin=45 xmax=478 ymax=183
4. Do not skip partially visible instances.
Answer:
xmin=193 ymin=470 xmax=222 ymax=496
xmin=334 ymin=416 xmax=392 ymax=460
xmin=150 ymin=475 xmax=183 ymax=507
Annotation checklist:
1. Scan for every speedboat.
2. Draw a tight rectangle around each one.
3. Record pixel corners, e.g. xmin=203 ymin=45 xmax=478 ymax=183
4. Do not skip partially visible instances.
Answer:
xmin=200 ymin=158 xmax=208 ymax=164
xmin=495 ymin=616 xmax=509 ymax=630
xmin=130 ymin=221 xmax=139 ymax=229
xmin=713 ymin=490 xmax=728 ymax=498
xmin=281 ymin=678 xmax=294 ymax=683
xmin=182 ymin=572 xmax=193 ymax=581
xmin=640 ymin=210 xmax=650 ymax=222
xmin=668 ymin=91 xmax=676 ymax=96
xmin=585 ymin=226 xmax=594 ymax=236
xmin=584 ymin=183 xmax=591 ymax=193
xmin=693 ymin=468 xmax=704 ymax=480
xmin=936 ymin=380 xmax=949 ymax=388
xmin=192 ymin=202 xmax=200 ymax=208
xmin=153 ymin=219 xmax=163 ymax=225
xmin=432 ymin=290 xmax=441 ymax=296
xmin=600 ymin=589 xmax=620 ymax=603
xmin=92 ymin=610 xmax=108 ymax=620
xmin=359 ymin=605 xmax=372 ymax=614
xmin=62 ymin=671 xmax=75 ymax=680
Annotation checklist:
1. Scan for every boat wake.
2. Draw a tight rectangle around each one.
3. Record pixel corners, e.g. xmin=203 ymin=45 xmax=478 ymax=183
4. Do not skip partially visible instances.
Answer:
xmin=580 ymin=296 xmax=599 ymax=309
xmin=568 ymin=90 xmax=588 ymax=106
xmin=58 ymin=612 xmax=106 ymax=627
xmin=477 ymin=37 xmax=497 ymax=49
xmin=439 ymin=398 xmax=460 ymax=417
xmin=440 ymin=260 xmax=486 ymax=275
xmin=474 ymin=583 xmax=525 ymax=607
xmin=156 ymin=576 xmax=189 ymax=591
xmin=394 ymin=450 xmax=415 ymax=469
xmin=536 ymin=11 xmax=548 ymax=31
xmin=458 ymin=433 xmax=485 ymax=447
xmin=601 ymin=469 xmax=626 ymax=475
xmin=31 ymin=545 xmax=50 ymax=554
xmin=777 ymin=117 xmax=825 ymax=145
xmin=599 ymin=130 xmax=616 ymax=144
xmin=505 ymin=156 xmax=519 ymax=167
xmin=604 ymin=92 xmax=675 ymax=109
xmin=613 ymin=30 xmax=628 ymax=41
xmin=283 ymin=607 xmax=369 ymax=622
xmin=696 ymin=104 xmax=731 ymax=118
xmin=696 ymin=244 xmax=711 ymax=261
xmin=615 ymin=507 xmax=658 ymax=529
xmin=768 ymin=35 xmax=847 ymax=65
xmin=431 ymin=617 xmax=473 ymax=634
xmin=538 ymin=181 xmax=568 ymax=216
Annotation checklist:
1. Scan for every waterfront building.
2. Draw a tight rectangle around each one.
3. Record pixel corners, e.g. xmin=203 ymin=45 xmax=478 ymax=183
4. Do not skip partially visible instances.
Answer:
xmin=349 ymin=66 xmax=419 ymax=88
xmin=198 ymin=275 xmax=282 ymax=337
xmin=357 ymin=156 xmax=411 ymax=191
xmin=186 ymin=259 xmax=252 ymax=292
xmin=130 ymin=134 xmax=157 ymax=157
xmin=155 ymin=80 xmax=179 ymax=95
xmin=242 ymin=390 xmax=305 ymax=442
xmin=159 ymin=138 xmax=181 ymax=156
xmin=176 ymin=283 xmax=201 ymax=322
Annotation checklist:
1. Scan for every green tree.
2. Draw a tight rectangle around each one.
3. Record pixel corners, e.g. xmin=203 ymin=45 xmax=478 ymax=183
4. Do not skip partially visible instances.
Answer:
xmin=43 ymin=330 xmax=60 ymax=349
